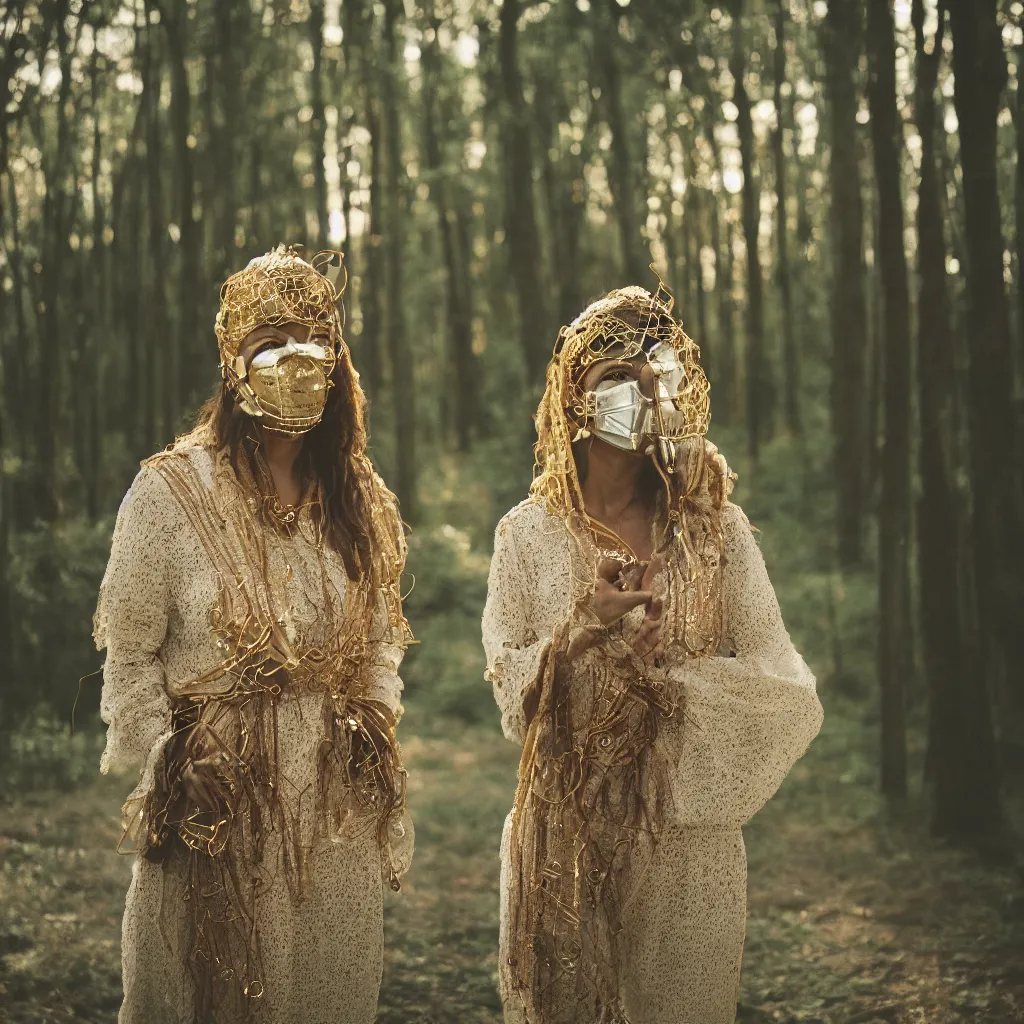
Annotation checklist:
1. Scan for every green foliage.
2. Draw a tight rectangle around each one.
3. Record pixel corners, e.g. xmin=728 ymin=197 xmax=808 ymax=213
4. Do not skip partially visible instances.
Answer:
xmin=402 ymin=523 xmax=494 ymax=725
xmin=0 ymin=711 xmax=105 ymax=792
xmin=3 ymin=516 xmax=112 ymax=737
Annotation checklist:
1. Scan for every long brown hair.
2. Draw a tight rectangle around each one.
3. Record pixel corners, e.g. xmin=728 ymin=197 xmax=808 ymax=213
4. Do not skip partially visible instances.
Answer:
xmin=190 ymin=344 xmax=380 ymax=582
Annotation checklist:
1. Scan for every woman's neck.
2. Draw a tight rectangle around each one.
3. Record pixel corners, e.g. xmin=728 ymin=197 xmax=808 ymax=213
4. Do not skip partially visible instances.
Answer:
xmin=579 ymin=442 xmax=648 ymax=523
xmin=259 ymin=429 xmax=305 ymax=506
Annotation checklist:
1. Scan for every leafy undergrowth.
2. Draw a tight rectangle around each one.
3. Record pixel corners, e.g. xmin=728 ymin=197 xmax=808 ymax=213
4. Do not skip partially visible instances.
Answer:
xmin=1 ymin=703 xmax=1022 ymax=1024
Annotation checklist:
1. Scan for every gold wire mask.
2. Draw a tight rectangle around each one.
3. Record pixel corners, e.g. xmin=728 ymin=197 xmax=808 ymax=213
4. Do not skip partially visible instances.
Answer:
xmin=236 ymin=335 xmax=337 ymax=435
xmin=215 ymin=245 xmax=347 ymax=434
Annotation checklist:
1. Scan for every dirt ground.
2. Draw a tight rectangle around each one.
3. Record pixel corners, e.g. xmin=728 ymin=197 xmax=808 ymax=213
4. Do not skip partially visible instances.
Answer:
xmin=1 ymin=702 xmax=1022 ymax=1024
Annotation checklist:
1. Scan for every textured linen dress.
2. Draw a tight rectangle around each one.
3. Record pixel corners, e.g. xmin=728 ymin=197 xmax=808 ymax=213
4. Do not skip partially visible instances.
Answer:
xmin=483 ymin=498 xmax=823 ymax=1024
xmin=96 ymin=446 xmax=411 ymax=1024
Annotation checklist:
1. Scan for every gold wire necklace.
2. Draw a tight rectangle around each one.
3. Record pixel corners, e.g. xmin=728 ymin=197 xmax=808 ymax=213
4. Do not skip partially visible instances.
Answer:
xmin=263 ymin=492 xmax=315 ymax=528
xmin=585 ymin=513 xmax=641 ymax=569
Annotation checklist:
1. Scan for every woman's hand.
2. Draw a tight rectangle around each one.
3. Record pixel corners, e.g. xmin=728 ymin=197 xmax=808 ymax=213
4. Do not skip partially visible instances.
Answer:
xmin=590 ymin=557 xmax=653 ymax=625
xmin=630 ymin=598 xmax=664 ymax=663
xmin=628 ymin=553 xmax=667 ymax=664
xmin=567 ymin=558 xmax=654 ymax=662
xmin=179 ymin=752 xmax=230 ymax=815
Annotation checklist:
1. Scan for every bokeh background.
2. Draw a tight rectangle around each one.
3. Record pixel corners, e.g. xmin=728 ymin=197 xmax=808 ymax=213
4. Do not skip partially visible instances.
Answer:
xmin=2 ymin=0 xmax=1024 ymax=1021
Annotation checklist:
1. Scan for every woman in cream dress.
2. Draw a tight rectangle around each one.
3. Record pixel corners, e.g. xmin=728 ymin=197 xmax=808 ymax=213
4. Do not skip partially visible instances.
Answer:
xmin=483 ymin=285 xmax=823 ymax=1024
xmin=96 ymin=246 xmax=412 ymax=1024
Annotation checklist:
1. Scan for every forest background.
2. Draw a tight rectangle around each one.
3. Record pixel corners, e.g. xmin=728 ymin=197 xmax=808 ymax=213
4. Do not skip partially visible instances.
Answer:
xmin=2 ymin=0 xmax=1024 ymax=1021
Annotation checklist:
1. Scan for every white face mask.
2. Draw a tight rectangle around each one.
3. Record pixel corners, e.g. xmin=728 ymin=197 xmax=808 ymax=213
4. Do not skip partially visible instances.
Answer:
xmin=233 ymin=336 xmax=337 ymax=435
xmin=590 ymin=378 xmax=653 ymax=451
xmin=585 ymin=344 xmax=691 ymax=451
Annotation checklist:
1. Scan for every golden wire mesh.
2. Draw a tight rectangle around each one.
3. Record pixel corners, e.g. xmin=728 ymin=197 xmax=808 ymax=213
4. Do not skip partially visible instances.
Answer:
xmin=215 ymin=245 xmax=347 ymax=367
xmin=531 ymin=278 xmax=711 ymax=521
xmin=558 ymin=283 xmax=711 ymax=439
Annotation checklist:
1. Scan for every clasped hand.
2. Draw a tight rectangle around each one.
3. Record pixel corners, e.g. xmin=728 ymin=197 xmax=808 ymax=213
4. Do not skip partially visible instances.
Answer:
xmin=585 ymin=555 xmax=666 ymax=664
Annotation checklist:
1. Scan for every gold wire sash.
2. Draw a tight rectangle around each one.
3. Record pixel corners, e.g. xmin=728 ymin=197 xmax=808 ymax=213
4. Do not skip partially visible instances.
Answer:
xmin=126 ymin=443 xmax=408 ymax=1023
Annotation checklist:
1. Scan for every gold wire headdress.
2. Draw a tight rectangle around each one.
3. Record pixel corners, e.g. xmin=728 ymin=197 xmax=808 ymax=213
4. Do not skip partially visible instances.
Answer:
xmin=214 ymin=244 xmax=348 ymax=369
xmin=531 ymin=276 xmax=711 ymax=519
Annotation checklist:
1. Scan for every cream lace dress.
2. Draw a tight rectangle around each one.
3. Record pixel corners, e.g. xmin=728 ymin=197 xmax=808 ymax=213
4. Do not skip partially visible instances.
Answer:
xmin=95 ymin=447 xmax=411 ymax=1024
xmin=483 ymin=498 xmax=823 ymax=1024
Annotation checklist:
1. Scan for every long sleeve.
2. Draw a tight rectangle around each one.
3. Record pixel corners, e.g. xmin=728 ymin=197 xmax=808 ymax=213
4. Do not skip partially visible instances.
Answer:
xmin=360 ymin=589 xmax=407 ymax=719
xmin=94 ymin=465 xmax=182 ymax=784
xmin=483 ymin=510 xmax=603 ymax=744
xmin=483 ymin=516 xmax=554 ymax=744
xmin=666 ymin=501 xmax=824 ymax=826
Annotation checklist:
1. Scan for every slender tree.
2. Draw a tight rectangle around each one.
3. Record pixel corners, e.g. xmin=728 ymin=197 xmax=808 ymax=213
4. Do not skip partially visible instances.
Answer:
xmin=822 ymin=0 xmax=869 ymax=569
xmin=420 ymin=2 xmax=479 ymax=450
xmin=495 ymin=0 xmax=549 ymax=385
xmin=948 ymin=0 xmax=1024 ymax=761
xmin=158 ymin=0 xmax=201 ymax=412
xmin=35 ymin=0 xmax=74 ymax=522
xmin=730 ymin=0 xmax=769 ymax=460
xmin=596 ymin=0 xmax=648 ymax=283
xmin=382 ymin=0 xmax=417 ymax=519
xmin=913 ymin=0 xmax=1002 ymax=840
xmin=141 ymin=1 xmax=166 ymax=453
xmin=866 ymin=0 xmax=911 ymax=799
xmin=310 ymin=0 xmax=330 ymax=247
xmin=774 ymin=0 xmax=801 ymax=436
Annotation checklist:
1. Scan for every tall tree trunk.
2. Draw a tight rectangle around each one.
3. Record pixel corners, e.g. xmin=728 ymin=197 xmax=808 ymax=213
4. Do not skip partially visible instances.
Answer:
xmin=823 ymin=0 xmax=868 ymax=569
xmin=714 ymin=195 xmax=738 ymax=426
xmin=160 ymin=0 xmax=201 ymax=414
xmin=864 ymin=201 xmax=883 ymax=504
xmin=212 ymin=1 xmax=241 ymax=280
xmin=382 ymin=0 xmax=416 ymax=519
xmin=597 ymin=0 xmax=648 ymax=283
xmin=914 ymin=0 xmax=1002 ymax=840
xmin=496 ymin=0 xmax=549 ymax=385
xmin=1017 ymin=31 xmax=1024 ymax=413
xmin=867 ymin=0 xmax=911 ymax=800
xmin=4 ymin=176 xmax=30 ymax=474
xmin=949 ymin=0 xmax=1024 ymax=771
xmin=679 ymin=185 xmax=694 ymax=320
xmin=691 ymin=187 xmax=711 ymax=379
xmin=363 ymin=91 xmax=385 ymax=401
xmin=730 ymin=4 xmax=769 ymax=460
xmin=309 ymin=0 xmax=330 ymax=247
xmin=113 ymin=80 xmax=146 ymax=457
xmin=87 ymin=38 xmax=105 ymax=519
xmin=36 ymin=0 xmax=73 ymax=522
xmin=420 ymin=6 xmax=479 ymax=451
xmin=536 ymin=66 xmax=586 ymax=326
xmin=142 ymin=3 xmax=166 ymax=453
xmin=774 ymin=0 xmax=801 ymax=436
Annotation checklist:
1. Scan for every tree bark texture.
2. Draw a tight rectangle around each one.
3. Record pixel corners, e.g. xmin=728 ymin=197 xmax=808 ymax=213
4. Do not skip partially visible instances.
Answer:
xmin=497 ymin=0 xmax=549 ymax=386
xmin=382 ymin=0 xmax=417 ymax=521
xmin=597 ymin=1 xmax=649 ymax=284
xmin=420 ymin=7 xmax=479 ymax=451
xmin=823 ymin=0 xmax=868 ymax=569
xmin=948 ymin=0 xmax=1024 ymax=767
xmin=913 ymin=0 xmax=1003 ymax=840
xmin=160 ymin=0 xmax=201 ymax=413
xmin=866 ymin=0 xmax=911 ymax=800
xmin=730 ymin=4 xmax=770 ymax=461
xmin=310 ymin=0 xmax=330 ymax=248
xmin=774 ymin=0 xmax=801 ymax=437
